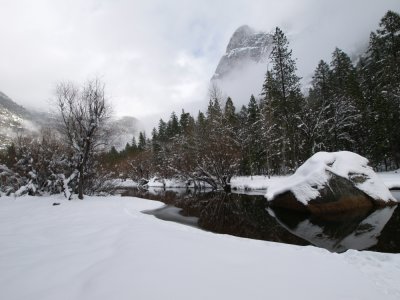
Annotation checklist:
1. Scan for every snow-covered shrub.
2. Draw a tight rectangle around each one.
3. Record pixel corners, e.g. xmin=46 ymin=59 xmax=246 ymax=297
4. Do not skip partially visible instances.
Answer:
xmin=0 ymin=131 xmax=77 ymax=197
xmin=0 ymin=164 xmax=22 ymax=196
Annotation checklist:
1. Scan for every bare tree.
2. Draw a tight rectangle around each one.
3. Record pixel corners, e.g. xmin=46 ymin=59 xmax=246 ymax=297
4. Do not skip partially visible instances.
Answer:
xmin=55 ymin=78 xmax=111 ymax=199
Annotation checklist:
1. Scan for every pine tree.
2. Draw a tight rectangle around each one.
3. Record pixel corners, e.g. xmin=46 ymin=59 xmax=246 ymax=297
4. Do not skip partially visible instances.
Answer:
xmin=157 ymin=119 xmax=167 ymax=142
xmin=243 ymin=95 xmax=264 ymax=174
xmin=359 ymin=10 xmax=400 ymax=168
xmin=138 ymin=132 xmax=147 ymax=151
xmin=299 ymin=60 xmax=332 ymax=156
xmin=179 ymin=109 xmax=193 ymax=134
xmin=166 ymin=112 xmax=180 ymax=138
xmin=224 ymin=97 xmax=237 ymax=125
xmin=327 ymin=48 xmax=361 ymax=151
xmin=258 ymin=97 xmax=277 ymax=176
xmin=131 ymin=137 xmax=138 ymax=152
xmin=261 ymin=27 xmax=304 ymax=172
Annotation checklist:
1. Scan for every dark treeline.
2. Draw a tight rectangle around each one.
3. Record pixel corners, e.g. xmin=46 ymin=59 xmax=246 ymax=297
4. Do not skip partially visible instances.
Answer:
xmin=104 ymin=11 xmax=400 ymax=190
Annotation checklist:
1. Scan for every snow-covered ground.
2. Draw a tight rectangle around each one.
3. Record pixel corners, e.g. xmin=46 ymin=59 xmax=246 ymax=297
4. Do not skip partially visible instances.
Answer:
xmin=231 ymin=175 xmax=287 ymax=191
xmin=112 ymin=178 xmax=138 ymax=188
xmin=147 ymin=176 xmax=189 ymax=188
xmin=1 ymin=195 xmax=400 ymax=300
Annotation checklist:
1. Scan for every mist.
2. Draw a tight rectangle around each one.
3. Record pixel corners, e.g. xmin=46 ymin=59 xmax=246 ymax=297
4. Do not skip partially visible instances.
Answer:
xmin=0 ymin=0 xmax=399 ymax=134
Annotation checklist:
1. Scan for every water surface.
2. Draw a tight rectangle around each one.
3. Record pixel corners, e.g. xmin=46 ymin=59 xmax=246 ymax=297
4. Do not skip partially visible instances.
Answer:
xmin=122 ymin=188 xmax=400 ymax=253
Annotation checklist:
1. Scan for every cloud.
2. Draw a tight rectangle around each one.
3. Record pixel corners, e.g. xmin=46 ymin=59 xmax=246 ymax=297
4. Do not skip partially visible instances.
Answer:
xmin=0 ymin=0 xmax=399 ymax=133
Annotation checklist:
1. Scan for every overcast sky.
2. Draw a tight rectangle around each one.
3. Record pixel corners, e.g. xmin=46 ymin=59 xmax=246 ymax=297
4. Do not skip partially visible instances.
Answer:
xmin=1 ymin=0 xmax=400 ymax=132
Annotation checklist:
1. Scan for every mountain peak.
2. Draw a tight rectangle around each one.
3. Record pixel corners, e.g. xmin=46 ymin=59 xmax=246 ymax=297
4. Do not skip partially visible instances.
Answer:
xmin=226 ymin=25 xmax=255 ymax=52
xmin=212 ymin=25 xmax=273 ymax=81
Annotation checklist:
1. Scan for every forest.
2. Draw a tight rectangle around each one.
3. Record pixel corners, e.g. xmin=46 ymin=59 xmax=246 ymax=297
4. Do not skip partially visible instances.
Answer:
xmin=102 ymin=11 xmax=400 ymax=190
xmin=1 ymin=10 xmax=399 ymax=195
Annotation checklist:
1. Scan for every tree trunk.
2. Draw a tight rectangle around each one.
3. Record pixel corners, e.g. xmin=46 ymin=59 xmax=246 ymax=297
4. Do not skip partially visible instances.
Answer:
xmin=78 ymin=167 xmax=84 ymax=200
xmin=223 ymin=184 xmax=231 ymax=193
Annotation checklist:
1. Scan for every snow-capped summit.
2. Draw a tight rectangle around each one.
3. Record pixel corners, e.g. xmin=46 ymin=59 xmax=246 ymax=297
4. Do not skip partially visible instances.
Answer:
xmin=212 ymin=25 xmax=273 ymax=81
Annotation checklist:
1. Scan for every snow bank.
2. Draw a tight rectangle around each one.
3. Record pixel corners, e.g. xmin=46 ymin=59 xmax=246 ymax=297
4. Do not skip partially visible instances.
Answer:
xmin=230 ymin=175 xmax=287 ymax=191
xmin=266 ymin=151 xmax=395 ymax=204
xmin=1 ymin=195 xmax=400 ymax=300
xmin=147 ymin=177 xmax=189 ymax=188
xmin=112 ymin=178 xmax=138 ymax=188
xmin=146 ymin=177 xmax=212 ymax=189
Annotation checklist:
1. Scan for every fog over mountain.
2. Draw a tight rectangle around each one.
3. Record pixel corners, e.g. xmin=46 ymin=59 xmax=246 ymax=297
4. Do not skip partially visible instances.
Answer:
xmin=211 ymin=25 xmax=273 ymax=106
xmin=0 ymin=91 xmax=138 ymax=150
xmin=212 ymin=25 xmax=273 ymax=81
xmin=0 ymin=91 xmax=42 ymax=149
xmin=0 ymin=1 xmax=399 ymax=133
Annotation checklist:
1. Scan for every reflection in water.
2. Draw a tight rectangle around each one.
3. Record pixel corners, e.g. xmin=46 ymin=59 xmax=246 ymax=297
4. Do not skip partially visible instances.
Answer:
xmin=391 ymin=191 xmax=400 ymax=201
xmin=143 ymin=205 xmax=199 ymax=227
xmin=122 ymin=188 xmax=400 ymax=253
xmin=268 ymin=206 xmax=396 ymax=253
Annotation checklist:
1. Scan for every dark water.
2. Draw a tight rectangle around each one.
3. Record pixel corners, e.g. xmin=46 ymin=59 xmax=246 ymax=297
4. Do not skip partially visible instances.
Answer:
xmin=121 ymin=188 xmax=400 ymax=253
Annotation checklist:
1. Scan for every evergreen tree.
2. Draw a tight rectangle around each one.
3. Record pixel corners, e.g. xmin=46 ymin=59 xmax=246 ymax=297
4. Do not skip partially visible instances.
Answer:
xmin=157 ymin=119 xmax=167 ymax=142
xmin=196 ymin=111 xmax=206 ymax=128
xmin=166 ymin=112 xmax=180 ymax=138
xmin=261 ymin=27 xmax=304 ymax=171
xmin=179 ymin=109 xmax=193 ymax=134
xmin=300 ymin=60 xmax=332 ymax=156
xmin=131 ymin=137 xmax=138 ymax=151
xmin=243 ymin=95 xmax=264 ymax=174
xmin=258 ymin=97 xmax=277 ymax=176
xmin=359 ymin=10 xmax=400 ymax=168
xmin=224 ymin=97 xmax=237 ymax=125
xmin=124 ymin=143 xmax=131 ymax=154
xmin=138 ymin=132 xmax=147 ymax=151
xmin=328 ymin=48 xmax=361 ymax=151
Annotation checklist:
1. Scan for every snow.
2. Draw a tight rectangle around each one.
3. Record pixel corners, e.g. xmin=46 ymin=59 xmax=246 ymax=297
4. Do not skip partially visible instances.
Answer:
xmin=1 ymin=195 xmax=400 ymax=300
xmin=231 ymin=175 xmax=287 ymax=191
xmin=146 ymin=177 xmax=211 ymax=189
xmin=147 ymin=177 xmax=188 ymax=188
xmin=112 ymin=178 xmax=138 ymax=188
xmin=231 ymin=171 xmax=400 ymax=194
xmin=378 ymin=170 xmax=400 ymax=190
xmin=259 ymin=151 xmax=394 ymax=204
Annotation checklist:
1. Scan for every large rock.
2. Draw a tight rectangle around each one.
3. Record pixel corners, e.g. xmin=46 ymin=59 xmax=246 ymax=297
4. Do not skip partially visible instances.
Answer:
xmin=266 ymin=152 xmax=397 ymax=214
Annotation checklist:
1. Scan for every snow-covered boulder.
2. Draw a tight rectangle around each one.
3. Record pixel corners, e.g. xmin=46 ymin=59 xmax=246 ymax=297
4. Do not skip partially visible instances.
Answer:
xmin=266 ymin=152 xmax=397 ymax=214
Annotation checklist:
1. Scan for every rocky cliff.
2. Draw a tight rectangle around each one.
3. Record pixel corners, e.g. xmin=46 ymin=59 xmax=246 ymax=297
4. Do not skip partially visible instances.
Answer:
xmin=212 ymin=25 xmax=273 ymax=81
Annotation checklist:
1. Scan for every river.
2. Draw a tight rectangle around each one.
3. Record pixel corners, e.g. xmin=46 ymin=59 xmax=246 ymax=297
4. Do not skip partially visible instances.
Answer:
xmin=120 ymin=187 xmax=400 ymax=253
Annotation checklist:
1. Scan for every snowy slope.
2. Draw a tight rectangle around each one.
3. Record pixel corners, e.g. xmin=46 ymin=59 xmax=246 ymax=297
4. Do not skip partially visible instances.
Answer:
xmin=0 ymin=195 xmax=399 ymax=300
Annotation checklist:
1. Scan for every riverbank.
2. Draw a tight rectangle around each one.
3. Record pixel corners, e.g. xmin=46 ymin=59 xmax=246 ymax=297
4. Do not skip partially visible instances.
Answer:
xmin=1 ymin=195 xmax=399 ymax=299
xmin=113 ymin=170 xmax=400 ymax=193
